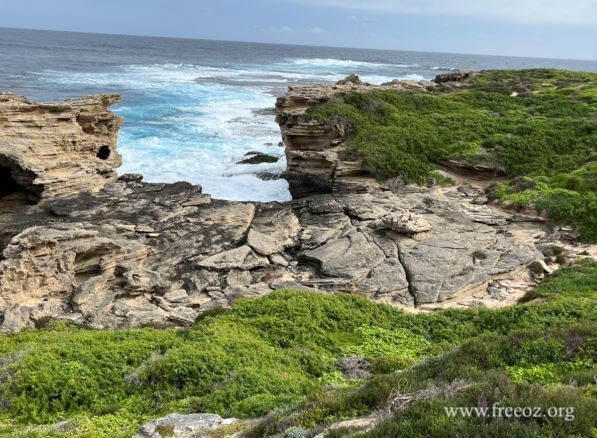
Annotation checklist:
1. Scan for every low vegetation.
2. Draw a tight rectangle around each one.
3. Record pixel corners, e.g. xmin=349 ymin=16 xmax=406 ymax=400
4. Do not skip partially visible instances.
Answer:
xmin=0 ymin=259 xmax=595 ymax=437
xmin=0 ymin=69 xmax=594 ymax=436
xmin=308 ymin=69 xmax=597 ymax=240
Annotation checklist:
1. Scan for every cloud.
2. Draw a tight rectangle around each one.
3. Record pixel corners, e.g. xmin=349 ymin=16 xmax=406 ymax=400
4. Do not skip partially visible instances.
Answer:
xmin=254 ymin=24 xmax=293 ymax=33
xmin=287 ymin=0 xmax=597 ymax=25
xmin=348 ymin=15 xmax=376 ymax=23
xmin=308 ymin=26 xmax=327 ymax=34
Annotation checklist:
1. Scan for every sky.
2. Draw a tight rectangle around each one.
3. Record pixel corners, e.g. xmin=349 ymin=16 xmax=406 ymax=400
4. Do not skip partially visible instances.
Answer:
xmin=0 ymin=0 xmax=596 ymax=60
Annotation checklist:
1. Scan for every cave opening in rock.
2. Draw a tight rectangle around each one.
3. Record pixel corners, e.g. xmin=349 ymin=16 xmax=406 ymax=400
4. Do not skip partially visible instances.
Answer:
xmin=97 ymin=145 xmax=111 ymax=160
xmin=0 ymin=165 xmax=24 ymax=198
xmin=0 ymin=156 xmax=42 ymax=204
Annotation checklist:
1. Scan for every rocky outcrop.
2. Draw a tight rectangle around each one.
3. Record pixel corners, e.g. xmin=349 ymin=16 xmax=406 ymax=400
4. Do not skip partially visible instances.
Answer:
xmin=275 ymin=76 xmax=433 ymax=198
xmin=432 ymin=70 xmax=478 ymax=84
xmin=0 ymin=91 xmax=556 ymax=332
xmin=0 ymin=93 xmax=122 ymax=202
xmin=0 ymin=173 xmax=546 ymax=331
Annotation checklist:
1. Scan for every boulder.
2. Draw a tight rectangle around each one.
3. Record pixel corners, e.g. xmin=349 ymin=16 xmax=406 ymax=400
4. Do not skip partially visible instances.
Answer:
xmin=236 ymin=152 xmax=279 ymax=165
xmin=336 ymin=74 xmax=364 ymax=85
xmin=136 ymin=413 xmax=237 ymax=438
xmin=377 ymin=212 xmax=432 ymax=234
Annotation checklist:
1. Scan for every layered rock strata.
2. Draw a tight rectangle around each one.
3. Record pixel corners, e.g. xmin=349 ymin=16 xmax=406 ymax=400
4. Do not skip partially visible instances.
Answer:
xmin=0 ymin=89 xmax=555 ymax=332
xmin=0 ymin=93 xmax=122 ymax=202
xmin=275 ymin=78 xmax=434 ymax=198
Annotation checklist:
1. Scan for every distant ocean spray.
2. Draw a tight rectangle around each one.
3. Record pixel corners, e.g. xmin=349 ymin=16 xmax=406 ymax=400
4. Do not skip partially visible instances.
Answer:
xmin=1 ymin=28 xmax=596 ymax=201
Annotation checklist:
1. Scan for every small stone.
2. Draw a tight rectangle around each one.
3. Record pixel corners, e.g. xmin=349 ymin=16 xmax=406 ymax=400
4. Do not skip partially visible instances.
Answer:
xmin=135 ymin=225 xmax=155 ymax=233
xmin=269 ymin=253 xmax=289 ymax=267
xmin=226 ymin=269 xmax=253 ymax=288
xmin=163 ymin=289 xmax=188 ymax=303
xmin=247 ymin=229 xmax=283 ymax=256
xmin=206 ymin=290 xmax=225 ymax=300
xmin=118 ymin=173 xmax=143 ymax=183
xmin=168 ymin=308 xmax=198 ymax=326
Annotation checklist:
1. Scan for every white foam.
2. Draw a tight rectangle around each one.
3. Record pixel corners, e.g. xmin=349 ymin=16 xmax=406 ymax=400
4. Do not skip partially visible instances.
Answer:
xmin=37 ymin=59 xmax=431 ymax=201
xmin=284 ymin=58 xmax=395 ymax=68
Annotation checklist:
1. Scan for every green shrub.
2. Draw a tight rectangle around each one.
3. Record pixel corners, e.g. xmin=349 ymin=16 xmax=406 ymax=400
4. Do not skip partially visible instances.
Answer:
xmin=0 ymin=260 xmax=595 ymax=437
xmin=308 ymin=69 xmax=597 ymax=240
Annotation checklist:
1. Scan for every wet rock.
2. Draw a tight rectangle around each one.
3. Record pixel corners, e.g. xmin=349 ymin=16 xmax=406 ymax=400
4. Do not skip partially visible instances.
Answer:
xmin=237 ymin=152 xmax=279 ymax=165
xmin=118 ymin=173 xmax=143 ymax=183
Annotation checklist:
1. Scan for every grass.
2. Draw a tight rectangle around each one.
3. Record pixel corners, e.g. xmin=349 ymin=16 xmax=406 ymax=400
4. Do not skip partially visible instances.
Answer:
xmin=0 ymin=259 xmax=595 ymax=437
xmin=307 ymin=69 xmax=597 ymax=240
xmin=246 ymin=260 xmax=597 ymax=438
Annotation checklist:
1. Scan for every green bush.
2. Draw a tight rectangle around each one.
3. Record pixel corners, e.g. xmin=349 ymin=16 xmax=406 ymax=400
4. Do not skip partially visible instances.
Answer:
xmin=308 ymin=69 xmax=597 ymax=240
xmin=0 ymin=261 xmax=595 ymax=436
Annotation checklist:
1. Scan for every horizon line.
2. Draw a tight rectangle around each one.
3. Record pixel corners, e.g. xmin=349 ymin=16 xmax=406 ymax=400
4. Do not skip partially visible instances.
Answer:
xmin=1 ymin=25 xmax=595 ymax=63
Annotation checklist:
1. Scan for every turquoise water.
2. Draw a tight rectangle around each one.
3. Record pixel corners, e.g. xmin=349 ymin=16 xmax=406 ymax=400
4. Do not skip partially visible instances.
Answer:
xmin=2 ymin=28 xmax=596 ymax=200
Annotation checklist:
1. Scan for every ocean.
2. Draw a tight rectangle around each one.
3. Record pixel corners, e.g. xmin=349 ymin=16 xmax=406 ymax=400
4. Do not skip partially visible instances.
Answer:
xmin=1 ymin=27 xmax=596 ymax=201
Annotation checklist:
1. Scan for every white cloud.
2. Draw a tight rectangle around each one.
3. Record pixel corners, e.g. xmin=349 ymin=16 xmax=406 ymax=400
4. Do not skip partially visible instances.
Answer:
xmin=308 ymin=26 xmax=327 ymax=34
xmin=348 ymin=15 xmax=376 ymax=22
xmin=288 ymin=0 xmax=597 ymax=25
xmin=254 ymin=24 xmax=293 ymax=33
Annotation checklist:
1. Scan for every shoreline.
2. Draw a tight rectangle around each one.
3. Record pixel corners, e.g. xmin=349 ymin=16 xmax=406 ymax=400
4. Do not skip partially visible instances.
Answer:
xmin=2 ymin=71 xmax=591 ymax=332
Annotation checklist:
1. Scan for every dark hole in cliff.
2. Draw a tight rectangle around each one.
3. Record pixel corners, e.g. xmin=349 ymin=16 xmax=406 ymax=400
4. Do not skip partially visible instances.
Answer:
xmin=0 ymin=161 xmax=41 ymax=205
xmin=97 ymin=145 xmax=111 ymax=160
xmin=0 ymin=165 xmax=24 ymax=198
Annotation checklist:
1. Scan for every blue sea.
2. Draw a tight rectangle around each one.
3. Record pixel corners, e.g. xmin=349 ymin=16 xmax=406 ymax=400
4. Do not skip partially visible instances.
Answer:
xmin=1 ymin=27 xmax=596 ymax=201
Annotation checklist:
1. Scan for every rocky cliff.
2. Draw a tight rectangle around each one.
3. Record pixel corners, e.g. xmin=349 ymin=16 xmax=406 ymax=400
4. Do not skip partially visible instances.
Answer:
xmin=0 ymin=86 xmax=565 ymax=332
xmin=0 ymin=93 xmax=122 ymax=203
xmin=275 ymin=76 xmax=433 ymax=198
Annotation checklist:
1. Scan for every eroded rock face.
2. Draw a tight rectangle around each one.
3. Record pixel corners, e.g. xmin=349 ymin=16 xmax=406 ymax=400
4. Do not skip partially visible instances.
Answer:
xmin=0 ymin=93 xmax=122 ymax=202
xmin=0 ymin=175 xmax=547 ymax=331
xmin=0 ymin=90 xmax=552 ymax=332
xmin=275 ymin=77 xmax=433 ymax=198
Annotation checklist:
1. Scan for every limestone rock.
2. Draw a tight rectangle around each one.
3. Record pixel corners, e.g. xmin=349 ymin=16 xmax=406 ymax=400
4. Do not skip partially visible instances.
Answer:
xmin=377 ymin=212 xmax=432 ymax=234
xmin=226 ymin=269 xmax=253 ymax=288
xmin=0 ymin=92 xmax=556 ymax=332
xmin=336 ymin=74 xmax=365 ymax=86
xmin=247 ymin=229 xmax=284 ymax=256
xmin=0 ymin=93 xmax=122 ymax=201
xmin=195 ymin=245 xmax=269 ymax=270
xmin=275 ymin=79 xmax=428 ymax=198
xmin=433 ymin=71 xmax=478 ymax=84
xmin=136 ymin=413 xmax=237 ymax=438
xmin=305 ymin=232 xmax=386 ymax=280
